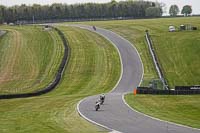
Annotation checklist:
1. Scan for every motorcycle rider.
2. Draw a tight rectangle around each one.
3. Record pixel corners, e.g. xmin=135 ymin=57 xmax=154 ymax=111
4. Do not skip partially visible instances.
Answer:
xmin=92 ymin=26 xmax=96 ymax=31
xmin=100 ymin=94 xmax=105 ymax=104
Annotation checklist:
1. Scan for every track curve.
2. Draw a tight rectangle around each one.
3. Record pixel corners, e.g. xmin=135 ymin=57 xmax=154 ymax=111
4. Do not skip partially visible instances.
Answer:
xmin=76 ymin=25 xmax=200 ymax=133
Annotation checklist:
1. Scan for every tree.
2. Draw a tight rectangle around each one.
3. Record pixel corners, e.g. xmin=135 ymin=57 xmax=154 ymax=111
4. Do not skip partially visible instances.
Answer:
xmin=169 ymin=5 xmax=179 ymax=16
xmin=145 ymin=7 xmax=162 ymax=17
xmin=181 ymin=5 xmax=192 ymax=16
xmin=0 ymin=1 xmax=156 ymax=23
xmin=151 ymin=2 xmax=164 ymax=15
xmin=0 ymin=5 xmax=6 ymax=23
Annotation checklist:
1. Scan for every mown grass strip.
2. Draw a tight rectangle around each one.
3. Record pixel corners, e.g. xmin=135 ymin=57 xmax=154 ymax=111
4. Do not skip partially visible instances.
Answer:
xmin=0 ymin=26 xmax=64 ymax=94
xmin=0 ymin=26 xmax=68 ymax=99
xmin=0 ymin=26 xmax=120 ymax=133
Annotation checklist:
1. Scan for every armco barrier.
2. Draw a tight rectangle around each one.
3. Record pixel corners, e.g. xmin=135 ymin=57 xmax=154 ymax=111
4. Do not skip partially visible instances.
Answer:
xmin=0 ymin=27 xmax=69 ymax=99
xmin=175 ymin=86 xmax=200 ymax=90
xmin=145 ymin=31 xmax=169 ymax=90
xmin=137 ymin=87 xmax=200 ymax=95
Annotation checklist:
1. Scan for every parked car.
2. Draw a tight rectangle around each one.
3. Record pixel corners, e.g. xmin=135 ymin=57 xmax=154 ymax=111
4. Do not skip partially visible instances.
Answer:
xmin=169 ymin=25 xmax=175 ymax=32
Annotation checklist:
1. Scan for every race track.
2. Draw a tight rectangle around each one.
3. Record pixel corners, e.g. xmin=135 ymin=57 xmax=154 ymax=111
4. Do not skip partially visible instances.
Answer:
xmin=76 ymin=25 xmax=200 ymax=133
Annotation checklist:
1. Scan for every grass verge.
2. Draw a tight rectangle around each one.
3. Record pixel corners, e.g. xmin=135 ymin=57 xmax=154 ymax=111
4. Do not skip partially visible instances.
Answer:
xmin=0 ymin=26 xmax=120 ymax=133
xmin=74 ymin=17 xmax=200 ymax=128
xmin=125 ymin=94 xmax=200 ymax=128
xmin=0 ymin=26 xmax=64 ymax=94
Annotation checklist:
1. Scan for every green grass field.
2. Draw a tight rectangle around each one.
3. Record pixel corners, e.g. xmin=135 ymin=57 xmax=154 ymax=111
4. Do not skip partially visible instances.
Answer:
xmin=0 ymin=26 xmax=64 ymax=94
xmin=0 ymin=17 xmax=200 ymax=132
xmin=125 ymin=94 xmax=200 ymax=128
xmin=79 ymin=17 xmax=200 ymax=88
xmin=77 ymin=17 xmax=200 ymax=128
xmin=0 ymin=26 xmax=120 ymax=133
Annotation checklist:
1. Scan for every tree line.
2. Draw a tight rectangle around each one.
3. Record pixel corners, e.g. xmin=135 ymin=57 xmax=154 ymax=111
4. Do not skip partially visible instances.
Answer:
xmin=0 ymin=0 xmax=163 ymax=23
xmin=169 ymin=5 xmax=192 ymax=17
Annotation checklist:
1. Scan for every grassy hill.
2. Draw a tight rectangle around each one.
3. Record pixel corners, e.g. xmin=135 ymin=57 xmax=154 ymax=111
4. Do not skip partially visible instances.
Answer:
xmin=76 ymin=17 xmax=200 ymax=128
xmin=0 ymin=26 xmax=120 ymax=133
xmin=0 ymin=17 xmax=199 ymax=132
xmin=0 ymin=26 xmax=64 ymax=94
xmin=79 ymin=17 xmax=200 ymax=88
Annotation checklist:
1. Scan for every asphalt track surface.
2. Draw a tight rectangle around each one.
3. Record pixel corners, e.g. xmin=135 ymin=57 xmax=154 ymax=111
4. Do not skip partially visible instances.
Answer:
xmin=76 ymin=25 xmax=200 ymax=133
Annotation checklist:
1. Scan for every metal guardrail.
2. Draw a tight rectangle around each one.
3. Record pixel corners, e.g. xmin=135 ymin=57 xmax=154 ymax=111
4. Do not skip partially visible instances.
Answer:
xmin=0 ymin=27 xmax=69 ymax=99
xmin=145 ymin=31 xmax=169 ymax=90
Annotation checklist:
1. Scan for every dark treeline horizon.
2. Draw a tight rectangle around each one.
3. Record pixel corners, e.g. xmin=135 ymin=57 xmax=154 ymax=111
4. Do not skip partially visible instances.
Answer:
xmin=0 ymin=0 xmax=163 ymax=23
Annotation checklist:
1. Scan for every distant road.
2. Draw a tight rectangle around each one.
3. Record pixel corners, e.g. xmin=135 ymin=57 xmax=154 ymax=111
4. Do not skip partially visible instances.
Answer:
xmin=75 ymin=25 xmax=200 ymax=133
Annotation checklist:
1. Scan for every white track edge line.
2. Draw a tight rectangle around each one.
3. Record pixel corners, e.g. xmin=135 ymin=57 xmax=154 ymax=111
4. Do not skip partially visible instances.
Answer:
xmin=76 ymin=98 xmax=116 ymax=132
xmin=71 ymin=25 xmax=123 ymax=133
xmin=116 ymin=26 xmax=200 ymax=131
xmin=72 ymin=25 xmax=124 ymax=93
xmin=82 ymin=24 xmax=200 ymax=131
xmin=64 ymin=24 xmax=199 ymax=132
xmin=99 ymin=27 xmax=144 ymax=88
xmin=121 ymin=94 xmax=200 ymax=131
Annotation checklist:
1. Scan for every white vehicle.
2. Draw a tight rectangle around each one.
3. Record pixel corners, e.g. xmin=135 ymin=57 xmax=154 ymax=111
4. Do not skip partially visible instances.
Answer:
xmin=9 ymin=23 xmax=14 ymax=26
xmin=169 ymin=26 xmax=176 ymax=32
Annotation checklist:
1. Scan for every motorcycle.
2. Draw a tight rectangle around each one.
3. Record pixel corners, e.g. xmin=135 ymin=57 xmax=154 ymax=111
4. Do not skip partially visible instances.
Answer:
xmin=95 ymin=103 xmax=100 ymax=111
xmin=100 ymin=97 xmax=104 ymax=105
